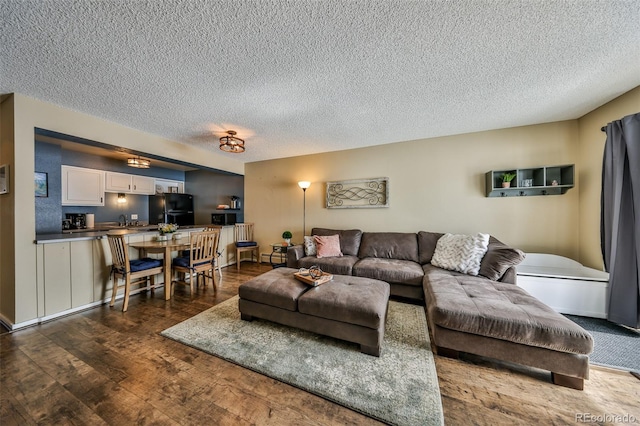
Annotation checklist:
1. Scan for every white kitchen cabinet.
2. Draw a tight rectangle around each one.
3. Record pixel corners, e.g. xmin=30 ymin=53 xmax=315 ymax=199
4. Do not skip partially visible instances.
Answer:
xmin=62 ymin=165 xmax=105 ymax=206
xmin=71 ymin=240 xmax=94 ymax=308
xmin=154 ymin=178 xmax=185 ymax=194
xmin=43 ymin=242 xmax=72 ymax=315
xmin=105 ymin=171 xmax=132 ymax=192
xmin=39 ymin=240 xmax=97 ymax=316
xmin=132 ymin=175 xmax=155 ymax=194
xmin=105 ymin=172 xmax=155 ymax=195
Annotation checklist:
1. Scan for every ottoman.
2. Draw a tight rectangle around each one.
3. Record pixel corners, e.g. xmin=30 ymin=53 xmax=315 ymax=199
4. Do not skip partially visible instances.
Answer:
xmin=238 ymin=267 xmax=390 ymax=356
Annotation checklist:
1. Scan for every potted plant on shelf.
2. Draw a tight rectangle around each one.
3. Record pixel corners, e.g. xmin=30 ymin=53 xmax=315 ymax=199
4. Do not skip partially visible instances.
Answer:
xmin=501 ymin=172 xmax=517 ymax=188
xmin=282 ymin=231 xmax=292 ymax=246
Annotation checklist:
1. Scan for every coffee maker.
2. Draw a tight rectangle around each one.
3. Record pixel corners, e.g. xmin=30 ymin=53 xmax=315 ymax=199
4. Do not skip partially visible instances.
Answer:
xmin=65 ymin=213 xmax=87 ymax=229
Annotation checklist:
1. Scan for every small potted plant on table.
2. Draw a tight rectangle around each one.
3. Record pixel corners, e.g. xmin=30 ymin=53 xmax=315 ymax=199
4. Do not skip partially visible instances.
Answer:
xmin=158 ymin=223 xmax=179 ymax=241
xmin=282 ymin=231 xmax=292 ymax=246
xmin=501 ymin=172 xmax=517 ymax=188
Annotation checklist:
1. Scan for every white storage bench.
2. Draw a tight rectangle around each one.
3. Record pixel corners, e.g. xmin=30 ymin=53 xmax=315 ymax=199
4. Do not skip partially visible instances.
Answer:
xmin=517 ymin=253 xmax=609 ymax=319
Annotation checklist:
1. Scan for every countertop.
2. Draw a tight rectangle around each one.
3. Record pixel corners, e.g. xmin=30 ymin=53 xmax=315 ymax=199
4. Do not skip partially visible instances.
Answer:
xmin=35 ymin=224 xmax=225 ymax=244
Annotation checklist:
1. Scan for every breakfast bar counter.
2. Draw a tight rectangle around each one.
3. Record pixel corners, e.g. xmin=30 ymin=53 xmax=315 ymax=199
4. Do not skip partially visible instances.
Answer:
xmin=22 ymin=225 xmax=236 ymax=330
xmin=34 ymin=224 xmax=212 ymax=244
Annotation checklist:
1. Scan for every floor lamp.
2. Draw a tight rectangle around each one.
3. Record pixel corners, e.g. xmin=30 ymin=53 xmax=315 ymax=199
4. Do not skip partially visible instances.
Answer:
xmin=298 ymin=181 xmax=311 ymax=236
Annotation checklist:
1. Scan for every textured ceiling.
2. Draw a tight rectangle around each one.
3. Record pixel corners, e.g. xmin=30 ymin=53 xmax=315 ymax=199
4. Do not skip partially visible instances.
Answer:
xmin=2 ymin=0 xmax=639 ymax=165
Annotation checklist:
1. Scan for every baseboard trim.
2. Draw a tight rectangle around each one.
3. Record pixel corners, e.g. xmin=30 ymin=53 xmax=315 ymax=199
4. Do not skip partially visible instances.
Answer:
xmin=0 ymin=284 xmax=166 ymax=332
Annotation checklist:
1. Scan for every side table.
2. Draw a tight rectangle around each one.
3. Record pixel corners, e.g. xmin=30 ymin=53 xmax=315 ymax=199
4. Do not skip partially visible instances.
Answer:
xmin=270 ymin=243 xmax=295 ymax=268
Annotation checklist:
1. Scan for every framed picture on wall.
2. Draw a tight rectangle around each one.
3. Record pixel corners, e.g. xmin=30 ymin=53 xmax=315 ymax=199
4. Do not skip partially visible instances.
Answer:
xmin=35 ymin=172 xmax=48 ymax=197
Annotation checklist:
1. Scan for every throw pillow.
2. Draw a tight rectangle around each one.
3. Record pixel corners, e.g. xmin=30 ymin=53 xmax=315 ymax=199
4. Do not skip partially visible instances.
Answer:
xmin=431 ymin=232 xmax=490 ymax=276
xmin=314 ymin=235 xmax=343 ymax=258
xmin=303 ymin=235 xmax=317 ymax=256
xmin=478 ymin=237 xmax=526 ymax=281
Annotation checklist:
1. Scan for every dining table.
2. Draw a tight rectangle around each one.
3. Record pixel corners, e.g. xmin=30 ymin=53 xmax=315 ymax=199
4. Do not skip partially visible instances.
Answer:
xmin=130 ymin=237 xmax=191 ymax=300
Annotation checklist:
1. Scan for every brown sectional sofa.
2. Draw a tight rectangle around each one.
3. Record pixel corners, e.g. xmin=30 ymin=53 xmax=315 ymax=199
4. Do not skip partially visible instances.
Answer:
xmin=288 ymin=228 xmax=517 ymax=300
xmin=287 ymin=227 xmax=594 ymax=389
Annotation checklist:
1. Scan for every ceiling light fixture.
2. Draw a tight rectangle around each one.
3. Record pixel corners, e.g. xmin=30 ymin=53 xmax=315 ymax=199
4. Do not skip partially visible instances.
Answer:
xmin=219 ymin=130 xmax=245 ymax=153
xmin=127 ymin=156 xmax=151 ymax=168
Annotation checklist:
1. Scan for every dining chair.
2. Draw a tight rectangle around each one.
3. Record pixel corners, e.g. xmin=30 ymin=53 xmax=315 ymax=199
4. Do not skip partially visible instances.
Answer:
xmin=107 ymin=234 xmax=164 ymax=312
xmin=172 ymin=230 xmax=220 ymax=294
xmin=235 ymin=223 xmax=260 ymax=271
xmin=180 ymin=226 xmax=224 ymax=279
xmin=205 ymin=225 xmax=224 ymax=278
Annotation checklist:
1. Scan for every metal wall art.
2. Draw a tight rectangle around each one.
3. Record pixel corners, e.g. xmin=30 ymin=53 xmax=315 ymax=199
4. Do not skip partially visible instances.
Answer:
xmin=326 ymin=177 xmax=389 ymax=209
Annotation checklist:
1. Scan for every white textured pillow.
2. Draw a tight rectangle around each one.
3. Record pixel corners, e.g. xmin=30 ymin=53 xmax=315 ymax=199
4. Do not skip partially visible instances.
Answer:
xmin=431 ymin=233 xmax=490 ymax=276
xmin=303 ymin=235 xmax=317 ymax=256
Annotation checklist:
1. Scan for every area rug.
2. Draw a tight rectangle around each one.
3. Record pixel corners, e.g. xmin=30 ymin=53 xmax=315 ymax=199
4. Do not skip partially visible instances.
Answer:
xmin=161 ymin=296 xmax=444 ymax=426
xmin=565 ymin=314 xmax=640 ymax=372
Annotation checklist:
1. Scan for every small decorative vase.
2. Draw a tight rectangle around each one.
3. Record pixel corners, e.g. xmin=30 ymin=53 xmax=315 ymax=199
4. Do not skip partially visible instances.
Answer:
xmin=502 ymin=182 xmax=511 ymax=188
xmin=284 ymin=238 xmax=291 ymax=245
xmin=157 ymin=234 xmax=169 ymax=241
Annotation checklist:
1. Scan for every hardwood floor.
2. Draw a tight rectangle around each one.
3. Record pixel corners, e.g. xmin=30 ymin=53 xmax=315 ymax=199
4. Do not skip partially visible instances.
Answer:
xmin=2 ymin=264 xmax=638 ymax=425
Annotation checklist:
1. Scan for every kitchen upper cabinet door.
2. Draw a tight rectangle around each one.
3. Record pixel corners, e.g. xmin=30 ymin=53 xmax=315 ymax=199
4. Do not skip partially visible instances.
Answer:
xmin=131 ymin=175 xmax=155 ymax=194
xmin=62 ymin=166 xmax=105 ymax=206
xmin=105 ymin=173 xmax=155 ymax=194
xmin=43 ymin=242 xmax=72 ymax=316
xmin=105 ymin=171 xmax=132 ymax=192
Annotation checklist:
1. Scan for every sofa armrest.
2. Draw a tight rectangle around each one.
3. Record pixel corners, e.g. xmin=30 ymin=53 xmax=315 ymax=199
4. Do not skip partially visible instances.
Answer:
xmin=286 ymin=245 xmax=305 ymax=268
xmin=499 ymin=266 xmax=517 ymax=284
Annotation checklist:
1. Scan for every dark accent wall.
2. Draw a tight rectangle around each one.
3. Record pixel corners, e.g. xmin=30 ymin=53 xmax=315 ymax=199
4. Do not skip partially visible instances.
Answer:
xmin=185 ymin=170 xmax=244 ymax=225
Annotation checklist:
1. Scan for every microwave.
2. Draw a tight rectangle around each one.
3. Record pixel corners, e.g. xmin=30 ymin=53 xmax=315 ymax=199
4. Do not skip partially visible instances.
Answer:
xmin=211 ymin=213 xmax=237 ymax=226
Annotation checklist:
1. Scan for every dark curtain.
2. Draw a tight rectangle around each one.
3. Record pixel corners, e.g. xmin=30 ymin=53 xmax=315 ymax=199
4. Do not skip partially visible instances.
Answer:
xmin=601 ymin=112 xmax=640 ymax=329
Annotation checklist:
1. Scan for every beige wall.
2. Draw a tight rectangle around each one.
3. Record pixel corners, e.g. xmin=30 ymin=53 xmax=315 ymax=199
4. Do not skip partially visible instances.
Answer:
xmin=0 ymin=95 xmax=16 ymax=322
xmin=577 ymin=86 xmax=640 ymax=269
xmin=246 ymin=88 xmax=640 ymax=271
xmin=1 ymin=93 xmax=244 ymax=325
xmin=246 ymin=121 xmax=582 ymax=259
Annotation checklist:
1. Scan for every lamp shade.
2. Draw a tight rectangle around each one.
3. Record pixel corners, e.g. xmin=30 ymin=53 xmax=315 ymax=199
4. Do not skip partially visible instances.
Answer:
xmin=298 ymin=181 xmax=311 ymax=189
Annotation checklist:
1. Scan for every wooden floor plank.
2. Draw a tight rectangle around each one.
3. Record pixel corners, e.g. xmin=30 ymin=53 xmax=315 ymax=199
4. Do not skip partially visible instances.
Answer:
xmin=2 ymin=263 xmax=638 ymax=425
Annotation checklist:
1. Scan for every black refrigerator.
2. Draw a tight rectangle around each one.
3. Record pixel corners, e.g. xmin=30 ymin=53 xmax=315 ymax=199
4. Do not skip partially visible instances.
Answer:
xmin=148 ymin=194 xmax=195 ymax=226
